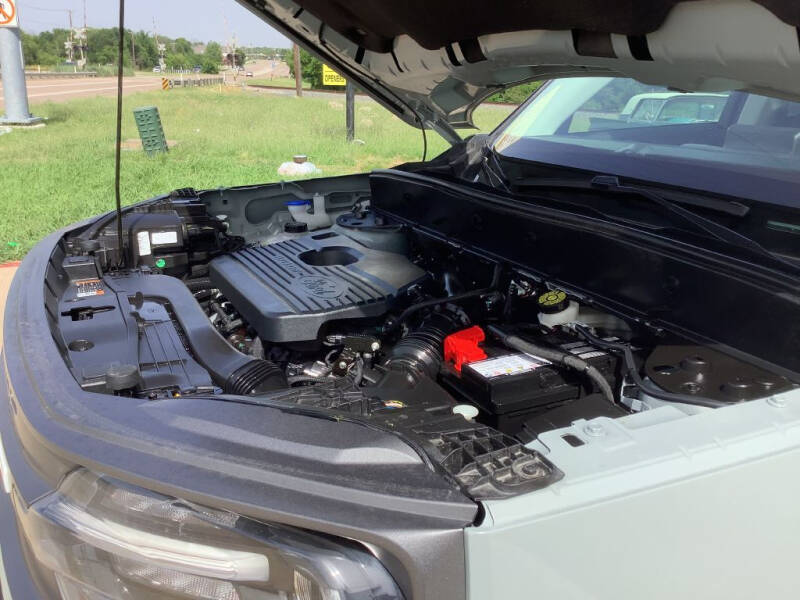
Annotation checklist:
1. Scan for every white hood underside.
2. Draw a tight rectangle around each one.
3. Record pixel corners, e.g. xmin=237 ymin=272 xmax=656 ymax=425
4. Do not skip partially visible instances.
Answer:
xmin=238 ymin=0 xmax=800 ymax=142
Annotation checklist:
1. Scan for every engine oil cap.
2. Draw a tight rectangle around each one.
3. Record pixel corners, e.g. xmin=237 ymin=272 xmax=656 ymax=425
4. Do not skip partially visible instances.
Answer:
xmin=537 ymin=289 xmax=569 ymax=313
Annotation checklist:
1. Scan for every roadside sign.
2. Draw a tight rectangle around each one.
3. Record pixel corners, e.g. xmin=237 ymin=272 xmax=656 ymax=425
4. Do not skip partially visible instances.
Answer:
xmin=322 ymin=64 xmax=346 ymax=86
xmin=0 ymin=0 xmax=18 ymax=28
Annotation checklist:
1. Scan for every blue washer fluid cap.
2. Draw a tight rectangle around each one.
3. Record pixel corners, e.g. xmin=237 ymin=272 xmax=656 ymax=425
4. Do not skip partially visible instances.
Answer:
xmin=286 ymin=199 xmax=312 ymax=206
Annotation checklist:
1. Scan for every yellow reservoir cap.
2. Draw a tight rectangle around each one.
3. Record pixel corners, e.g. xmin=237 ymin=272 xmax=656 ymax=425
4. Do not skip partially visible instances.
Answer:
xmin=537 ymin=289 xmax=569 ymax=314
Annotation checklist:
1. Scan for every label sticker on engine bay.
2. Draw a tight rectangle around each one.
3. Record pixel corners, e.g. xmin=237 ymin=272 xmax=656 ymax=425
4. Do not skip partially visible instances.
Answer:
xmin=136 ymin=231 xmax=151 ymax=256
xmin=150 ymin=230 xmax=178 ymax=246
xmin=75 ymin=278 xmax=104 ymax=298
xmin=560 ymin=342 xmax=607 ymax=360
xmin=468 ymin=353 xmax=550 ymax=379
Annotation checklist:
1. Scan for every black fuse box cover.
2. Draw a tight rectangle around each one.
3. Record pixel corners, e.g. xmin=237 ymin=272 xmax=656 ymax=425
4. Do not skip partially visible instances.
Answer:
xmin=127 ymin=211 xmax=187 ymax=276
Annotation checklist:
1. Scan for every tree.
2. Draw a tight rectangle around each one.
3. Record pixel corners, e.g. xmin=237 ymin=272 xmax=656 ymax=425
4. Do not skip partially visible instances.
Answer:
xmin=132 ymin=31 xmax=158 ymax=70
xmin=278 ymin=48 xmax=292 ymax=63
xmin=488 ymin=82 xmax=543 ymax=104
xmin=20 ymin=31 xmax=42 ymax=65
xmin=86 ymin=27 xmax=132 ymax=66
xmin=201 ymin=58 xmax=219 ymax=74
xmin=166 ymin=52 xmax=192 ymax=69
xmin=173 ymin=37 xmax=194 ymax=56
xmin=203 ymin=41 xmax=222 ymax=65
xmin=19 ymin=26 xmax=229 ymax=73
xmin=287 ymin=47 xmax=323 ymax=88
xmin=22 ymin=28 xmax=70 ymax=66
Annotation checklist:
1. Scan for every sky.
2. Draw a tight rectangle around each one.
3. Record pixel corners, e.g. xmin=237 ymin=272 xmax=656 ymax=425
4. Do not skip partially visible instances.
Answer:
xmin=17 ymin=0 xmax=291 ymax=47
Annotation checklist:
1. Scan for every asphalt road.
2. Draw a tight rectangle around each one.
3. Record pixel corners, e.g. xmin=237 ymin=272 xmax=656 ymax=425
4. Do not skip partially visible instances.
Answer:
xmin=0 ymin=76 xmax=164 ymax=109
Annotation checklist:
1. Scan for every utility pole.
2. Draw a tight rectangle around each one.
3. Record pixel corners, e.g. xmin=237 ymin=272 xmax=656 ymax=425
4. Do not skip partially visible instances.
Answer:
xmin=75 ymin=0 xmax=87 ymax=69
xmin=64 ymin=9 xmax=75 ymax=64
xmin=293 ymin=43 xmax=301 ymax=97
xmin=345 ymin=81 xmax=354 ymax=141
xmin=0 ymin=0 xmax=43 ymax=126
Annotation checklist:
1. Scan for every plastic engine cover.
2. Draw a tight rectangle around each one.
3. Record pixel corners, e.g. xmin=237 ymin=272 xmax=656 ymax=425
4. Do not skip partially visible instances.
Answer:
xmin=209 ymin=232 xmax=426 ymax=342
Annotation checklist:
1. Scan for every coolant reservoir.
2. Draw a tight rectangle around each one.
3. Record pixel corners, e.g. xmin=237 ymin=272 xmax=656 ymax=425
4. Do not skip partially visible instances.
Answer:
xmin=286 ymin=193 xmax=332 ymax=230
xmin=537 ymin=289 xmax=579 ymax=327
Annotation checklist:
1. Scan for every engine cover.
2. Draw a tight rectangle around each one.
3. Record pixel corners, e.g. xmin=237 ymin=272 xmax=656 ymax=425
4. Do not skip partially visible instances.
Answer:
xmin=209 ymin=232 xmax=426 ymax=342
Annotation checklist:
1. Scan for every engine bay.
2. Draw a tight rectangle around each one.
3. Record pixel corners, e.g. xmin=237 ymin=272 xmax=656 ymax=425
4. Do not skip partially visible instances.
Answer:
xmin=47 ymin=173 xmax=798 ymax=500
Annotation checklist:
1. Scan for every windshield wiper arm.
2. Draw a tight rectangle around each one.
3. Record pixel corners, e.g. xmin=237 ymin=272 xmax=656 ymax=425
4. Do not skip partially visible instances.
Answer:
xmin=514 ymin=174 xmax=796 ymax=270
xmin=512 ymin=174 xmax=749 ymax=217
xmin=480 ymin=143 xmax=512 ymax=192
xmin=590 ymin=175 xmax=753 ymax=246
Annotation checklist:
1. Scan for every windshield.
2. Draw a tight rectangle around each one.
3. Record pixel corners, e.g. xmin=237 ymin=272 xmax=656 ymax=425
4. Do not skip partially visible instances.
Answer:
xmin=492 ymin=78 xmax=800 ymax=206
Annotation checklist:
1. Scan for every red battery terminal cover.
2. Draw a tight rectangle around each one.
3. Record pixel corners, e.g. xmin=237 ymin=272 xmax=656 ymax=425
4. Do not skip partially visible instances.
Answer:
xmin=444 ymin=326 xmax=488 ymax=372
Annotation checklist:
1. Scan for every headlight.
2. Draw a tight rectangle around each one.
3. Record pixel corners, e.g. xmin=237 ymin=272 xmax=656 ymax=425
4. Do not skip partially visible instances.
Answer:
xmin=13 ymin=468 xmax=405 ymax=600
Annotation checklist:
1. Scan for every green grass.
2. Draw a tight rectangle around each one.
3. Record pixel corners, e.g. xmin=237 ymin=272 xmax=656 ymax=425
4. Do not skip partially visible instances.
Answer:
xmin=1 ymin=87 xmax=512 ymax=262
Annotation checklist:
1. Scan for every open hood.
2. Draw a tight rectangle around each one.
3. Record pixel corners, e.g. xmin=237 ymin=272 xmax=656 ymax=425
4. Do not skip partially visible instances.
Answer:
xmin=240 ymin=0 xmax=800 ymax=143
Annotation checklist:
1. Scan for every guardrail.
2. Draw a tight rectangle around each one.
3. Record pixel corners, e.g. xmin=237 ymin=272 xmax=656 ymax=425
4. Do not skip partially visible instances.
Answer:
xmin=162 ymin=76 xmax=224 ymax=89
xmin=159 ymin=68 xmax=199 ymax=75
xmin=24 ymin=71 xmax=98 ymax=79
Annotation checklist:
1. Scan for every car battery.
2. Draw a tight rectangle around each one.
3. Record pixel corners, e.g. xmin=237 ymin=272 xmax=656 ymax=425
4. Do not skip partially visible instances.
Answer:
xmin=441 ymin=329 xmax=620 ymax=434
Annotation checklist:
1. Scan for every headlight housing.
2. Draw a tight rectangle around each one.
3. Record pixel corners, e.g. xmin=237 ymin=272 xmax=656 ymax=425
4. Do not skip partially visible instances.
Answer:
xmin=13 ymin=468 xmax=405 ymax=600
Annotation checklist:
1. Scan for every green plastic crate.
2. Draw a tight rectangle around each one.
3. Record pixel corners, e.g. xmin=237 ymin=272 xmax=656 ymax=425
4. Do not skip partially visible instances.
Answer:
xmin=133 ymin=106 xmax=168 ymax=155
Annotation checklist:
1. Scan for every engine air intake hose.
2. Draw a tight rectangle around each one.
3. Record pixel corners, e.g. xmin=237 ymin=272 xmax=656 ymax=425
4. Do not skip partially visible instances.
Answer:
xmin=225 ymin=360 xmax=287 ymax=395
xmin=105 ymin=274 xmax=288 ymax=396
xmin=384 ymin=311 xmax=462 ymax=379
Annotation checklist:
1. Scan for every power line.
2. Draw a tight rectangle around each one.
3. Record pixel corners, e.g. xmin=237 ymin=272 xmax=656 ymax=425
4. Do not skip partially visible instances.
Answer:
xmin=22 ymin=4 xmax=75 ymax=12
xmin=19 ymin=17 xmax=63 ymax=27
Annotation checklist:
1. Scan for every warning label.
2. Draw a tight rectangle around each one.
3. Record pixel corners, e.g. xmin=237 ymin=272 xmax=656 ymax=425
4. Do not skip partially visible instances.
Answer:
xmin=468 ymin=353 xmax=550 ymax=379
xmin=75 ymin=279 xmax=105 ymax=298
xmin=150 ymin=230 xmax=178 ymax=246
xmin=560 ymin=341 xmax=607 ymax=360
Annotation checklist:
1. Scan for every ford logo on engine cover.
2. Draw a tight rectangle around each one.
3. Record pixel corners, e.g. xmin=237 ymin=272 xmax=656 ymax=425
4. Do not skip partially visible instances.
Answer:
xmin=296 ymin=276 xmax=346 ymax=299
